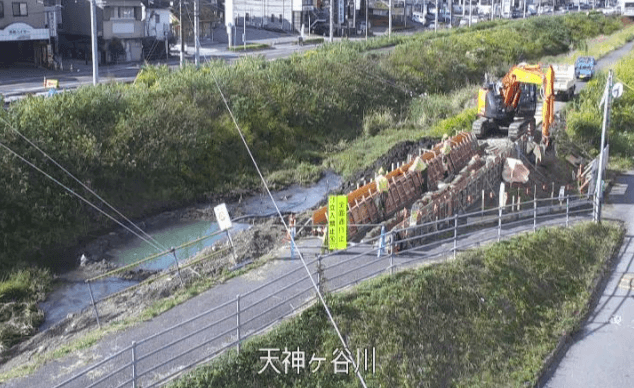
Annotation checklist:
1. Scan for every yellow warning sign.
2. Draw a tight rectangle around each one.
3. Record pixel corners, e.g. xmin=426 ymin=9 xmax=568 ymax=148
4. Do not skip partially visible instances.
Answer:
xmin=328 ymin=195 xmax=347 ymax=250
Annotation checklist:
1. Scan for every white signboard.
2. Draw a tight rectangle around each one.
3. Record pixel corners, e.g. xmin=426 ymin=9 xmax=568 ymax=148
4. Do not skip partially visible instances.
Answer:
xmin=112 ymin=22 xmax=135 ymax=34
xmin=0 ymin=22 xmax=49 ymax=42
xmin=499 ymin=182 xmax=507 ymax=208
xmin=559 ymin=186 xmax=565 ymax=200
xmin=214 ymin=203 xmax=233 ymax=231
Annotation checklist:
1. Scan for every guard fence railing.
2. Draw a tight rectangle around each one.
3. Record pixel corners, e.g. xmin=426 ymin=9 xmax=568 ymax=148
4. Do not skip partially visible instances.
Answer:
xmin=51 ymin=193 xmax=594 ymax=388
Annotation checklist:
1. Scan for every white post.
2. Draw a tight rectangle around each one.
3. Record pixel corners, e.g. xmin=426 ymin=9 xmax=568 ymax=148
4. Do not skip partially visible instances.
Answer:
xmin=244 ymin=13 xmax=247 ymax=50
xmin=226 ymin=230 xmax=238 ymax=262
xmin=330 ymin=0 xmax=334 ymax=42
xmin=131 ymin=341 xmax=137 ymax=388
xmin=533 ymin=185 xmax=537 ymax=232
xmin=453 ymin=213 xmax=458 ymax=259
xmin=89 ymin=0 xmax=99 ymax=85
xmin=236 ymin=294 xmax=241 ymax=354
xmin=389 ymin=0 xmax=393 ymax=38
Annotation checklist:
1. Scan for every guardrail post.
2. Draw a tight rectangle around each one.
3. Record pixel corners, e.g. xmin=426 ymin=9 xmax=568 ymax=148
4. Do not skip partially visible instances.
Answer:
xmin=86 ymin=281 xmax=101 ymax=329
xmin=390 ymin=231 xmax=394 ymax=275
xmin=566 ymin=196 xmax=570 ymax=227
xmin=170 ymin=248 xmax=184 ymax=286
xmin=236 ymin=294 xmax=241 ymax=354
xmin=131 ymin=341 xmax=137 ymax=388
xmin=453 ymin=213 xmax=458 ymax=259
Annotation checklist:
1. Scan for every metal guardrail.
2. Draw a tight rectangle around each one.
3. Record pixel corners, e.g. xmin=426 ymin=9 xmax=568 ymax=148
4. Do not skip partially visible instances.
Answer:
xmin=51 ymin=193 xmax=594 ymax=388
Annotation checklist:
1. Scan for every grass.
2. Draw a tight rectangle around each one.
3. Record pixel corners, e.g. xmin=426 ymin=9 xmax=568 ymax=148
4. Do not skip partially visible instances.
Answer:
xmin=0 ymin=269 xmax=51 ymax=353
xmin=227 ymin=43 xmax=270 ymax=51
xmin=541 ymin=23 xmax=634 ymax=65
xmin=166 ymin=222 xmax=623 ymax=388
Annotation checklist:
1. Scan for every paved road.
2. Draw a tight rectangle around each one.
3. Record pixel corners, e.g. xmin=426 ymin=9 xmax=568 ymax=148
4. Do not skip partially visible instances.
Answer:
xmin=543 ymin=173 xmax=634 ymax=388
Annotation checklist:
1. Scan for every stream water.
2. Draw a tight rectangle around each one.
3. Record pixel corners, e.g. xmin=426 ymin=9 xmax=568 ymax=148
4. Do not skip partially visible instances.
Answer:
xmin=39 ymin=170 xmax=342 ymax=330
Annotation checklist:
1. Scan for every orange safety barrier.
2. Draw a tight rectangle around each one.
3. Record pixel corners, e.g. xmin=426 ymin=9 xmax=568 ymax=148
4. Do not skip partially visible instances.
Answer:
xmin=312 ymin=132 xmax=477 ymax=225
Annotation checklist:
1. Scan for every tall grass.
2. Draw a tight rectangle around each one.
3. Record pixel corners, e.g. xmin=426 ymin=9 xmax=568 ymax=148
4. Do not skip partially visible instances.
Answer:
xmin=166 ymin=222 xmax=623 ymax=388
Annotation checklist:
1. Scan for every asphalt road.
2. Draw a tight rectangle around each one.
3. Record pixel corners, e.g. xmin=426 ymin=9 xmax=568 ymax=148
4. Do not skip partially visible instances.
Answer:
xmin=542 ymin=174 xmax=634 ymax=388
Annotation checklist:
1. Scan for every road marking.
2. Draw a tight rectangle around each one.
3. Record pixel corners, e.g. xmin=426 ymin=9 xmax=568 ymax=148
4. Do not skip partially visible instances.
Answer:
xmin=618 ymin=273 xmax=634 ymax=290
xmin=609 ymin=315 xmax=622 ymax=325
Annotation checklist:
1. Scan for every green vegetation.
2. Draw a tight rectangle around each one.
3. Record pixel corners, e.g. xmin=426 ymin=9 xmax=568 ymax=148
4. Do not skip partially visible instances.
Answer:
xmin=564 ymin=45 xmax=634 ymax=169
xmin=0 ymin=14 xmax=626 ymax=354
xmin=167 ymin=222 xmax=623 ymax=388
xmin=0 ymin=268 xmax=51 ymax=353
xmin=228 ymin=43 xmax=270 ymax=51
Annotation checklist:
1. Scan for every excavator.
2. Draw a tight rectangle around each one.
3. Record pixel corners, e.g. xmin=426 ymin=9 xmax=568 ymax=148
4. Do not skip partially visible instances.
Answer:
xmin=472 ymin=63 xmax=555 ymax=147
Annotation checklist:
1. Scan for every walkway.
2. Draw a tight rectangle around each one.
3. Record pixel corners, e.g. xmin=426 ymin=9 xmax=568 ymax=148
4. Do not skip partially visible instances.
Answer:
xmin=543 ymin=172 xmax=634 ymax=388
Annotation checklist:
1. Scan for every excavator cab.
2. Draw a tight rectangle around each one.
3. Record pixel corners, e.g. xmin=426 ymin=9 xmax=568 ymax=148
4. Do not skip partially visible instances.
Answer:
xmin=473 ymin=63 xmax=553 ymax=144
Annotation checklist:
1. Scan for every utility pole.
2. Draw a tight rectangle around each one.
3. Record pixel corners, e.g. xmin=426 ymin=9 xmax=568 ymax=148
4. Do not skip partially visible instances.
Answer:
xmin=329 ymin=0 xmax=334 ymax=42
xmin=469 ymin=0 xmax=473 ymax=26
xmin=595 ymin=70 xmax=614 ymax=223
xmin=365 ymin=0 xmax=368 ymax=40
xmin=194 ymin=0 xmax=200 ymax=66
xmin=180 ymin=0 xmax=184 ymax=66
xmin=435 ymin=0 xmax=438 ymax=32
xmin=89 ymin=0 xmax=99 ymax=85
xmin=389 ymin=0 xmax=392 ymax=38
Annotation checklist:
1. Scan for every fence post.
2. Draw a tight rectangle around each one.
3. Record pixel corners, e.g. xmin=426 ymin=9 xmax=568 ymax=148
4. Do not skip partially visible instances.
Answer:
xmin=453 ymin=213 xmax=458 ymax=259
xmin=131 ymin=341 xmax=137 ymax=388
xmin=170 ymin=248 xmax=184 ymax=286
xmin=236 ymin=294 xmax=241 ymax=354
xmin=533 ymin=187 xmax=537 ymax=232
xmin=566 ymin=196 xmax=570 ymax=227
xmin=86 ymin=281 xmax=101 ymax=329
xmin=497 ymin=205 xmax=502 ymax=242
xmin=226 ymin=230 xmax=238 ymax=262
xmin=317 ymin=256 xmax=321 ymax=288
xmin=390 ymin=231 xmax=394 ymax=275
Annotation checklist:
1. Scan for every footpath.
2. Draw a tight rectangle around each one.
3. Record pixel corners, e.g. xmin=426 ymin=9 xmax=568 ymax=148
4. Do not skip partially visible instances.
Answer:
xmin=543 ymin=172 xmax=634 ymax=388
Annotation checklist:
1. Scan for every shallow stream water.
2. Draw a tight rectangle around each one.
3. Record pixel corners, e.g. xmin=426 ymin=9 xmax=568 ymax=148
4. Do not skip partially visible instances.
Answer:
xmin=39 ymin=171 xmax=342 ymax=330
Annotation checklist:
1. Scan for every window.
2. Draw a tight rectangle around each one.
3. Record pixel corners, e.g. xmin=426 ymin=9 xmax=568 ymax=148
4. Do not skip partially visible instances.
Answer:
xmin=0 ymin=2 xmax=4 ymax=18
xmin=154 ymin=14 xmax=160 ymax=23
xmin=12 ymin=2 xmax=27 ymax=16
xmin=117 ymin=6 xmax=135 ymax=19
xmin=270 ymin=14 xmax=275 ymax=22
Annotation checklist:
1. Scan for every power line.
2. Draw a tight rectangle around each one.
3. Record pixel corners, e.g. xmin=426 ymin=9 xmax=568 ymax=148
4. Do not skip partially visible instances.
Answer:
xmin=0 ymin=117 xmax=168 ymax=253
xmin=0 ymin=139 xmax=165 ymax=253
xmin=210 ymin=72 xmax=369 ymax=388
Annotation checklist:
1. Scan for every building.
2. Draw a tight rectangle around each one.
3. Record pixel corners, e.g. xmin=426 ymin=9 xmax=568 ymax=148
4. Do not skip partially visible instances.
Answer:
xmin=59 ymin=0 xmax=146 ymax=64
xmin=0 ymin=0 xmax=60 ymax=66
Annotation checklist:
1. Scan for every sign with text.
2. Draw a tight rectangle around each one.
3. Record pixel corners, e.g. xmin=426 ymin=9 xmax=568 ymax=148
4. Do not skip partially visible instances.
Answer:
xmin=328 ymin=196 xmax=347 ymax=250
xmin=214 ymin=203 xmax=233 ymax=231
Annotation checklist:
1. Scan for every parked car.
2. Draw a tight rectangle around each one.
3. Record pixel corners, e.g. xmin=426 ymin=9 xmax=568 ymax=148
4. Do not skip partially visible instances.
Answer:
xmin=575 ymin=56 xmax=597 ymax=80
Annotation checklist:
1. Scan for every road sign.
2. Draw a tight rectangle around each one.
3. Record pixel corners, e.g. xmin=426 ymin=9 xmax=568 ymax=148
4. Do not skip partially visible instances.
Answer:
xmin=612 ymin=82 xmax=623 ymax=99
xmin=214 ymin=203 xmax=233 ymax=231
xmin=328 ymin=195 xmax=347 ymax=250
